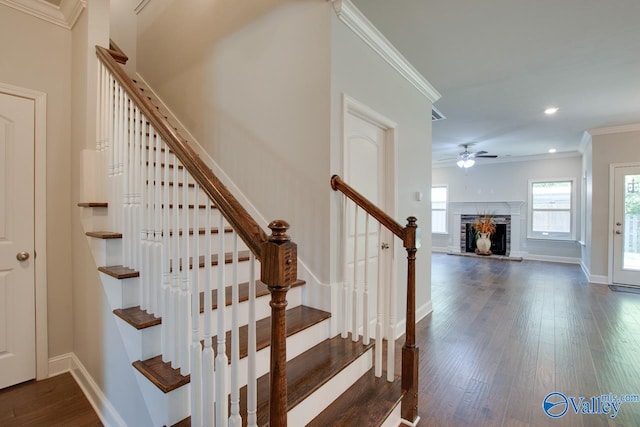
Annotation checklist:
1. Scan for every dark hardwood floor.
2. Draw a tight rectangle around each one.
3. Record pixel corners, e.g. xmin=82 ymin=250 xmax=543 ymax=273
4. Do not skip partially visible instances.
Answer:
xmin=4 ymin=255 xmax=640 ymax=426
xmin=0 ymin=372 xmax=102 ymax=426
xmin=419 ymin=253 xmax=640 ymax=426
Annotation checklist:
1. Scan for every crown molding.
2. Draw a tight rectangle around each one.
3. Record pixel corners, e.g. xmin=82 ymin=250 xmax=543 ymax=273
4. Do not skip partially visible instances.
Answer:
xmin=0 ymin=0 xmax=85 ymax=29
xmin=135 ymin=0 xmax=150 ymax=15
xmin=330 ymin=0 xmax=441 ymax=103
xmin=587 ymin=123 xmax=640 ymax=136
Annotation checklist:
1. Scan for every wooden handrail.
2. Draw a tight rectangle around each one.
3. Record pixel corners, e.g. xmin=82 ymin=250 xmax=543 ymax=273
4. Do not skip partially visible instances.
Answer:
xmin=331 ymin=174 xmax=406 ymax=243
xmin=96 ymin=46 xmax=268 ymax=257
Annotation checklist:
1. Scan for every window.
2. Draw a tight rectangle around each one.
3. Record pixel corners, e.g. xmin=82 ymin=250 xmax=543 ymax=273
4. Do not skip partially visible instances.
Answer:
xmin=432 ymin=186 xmax=448 ymax=233
xmin=528 ymin=179 xmax=575 ymax=240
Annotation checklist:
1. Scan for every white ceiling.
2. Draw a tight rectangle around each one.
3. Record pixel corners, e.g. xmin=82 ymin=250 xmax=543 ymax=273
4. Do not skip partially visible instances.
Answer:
xmin=350 ymin=0 xmax=640 ymax=164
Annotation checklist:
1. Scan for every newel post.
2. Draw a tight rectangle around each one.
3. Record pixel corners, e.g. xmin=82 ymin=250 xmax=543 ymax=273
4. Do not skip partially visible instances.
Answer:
xmin=401 ymin=216 xmax=419 ymax=423
xmin=261 ymin=220 xmax=297 ymax=427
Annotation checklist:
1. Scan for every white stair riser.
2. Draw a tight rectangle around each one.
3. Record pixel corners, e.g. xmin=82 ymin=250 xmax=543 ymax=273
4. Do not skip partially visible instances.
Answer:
xmin=133 ymin=369 xmax=190 ymax=427
xmin=100 ymin=275 xmax=140 ymax=309
xmin=287 ymin=348 xmax=373 ymax=426
xmin=80 ymin=204 xmax=110 ymax=231
xmin=114 ymin=318 xmax=161 ymax=362
xmin=87 ymin=237 xmax=123 ymax=267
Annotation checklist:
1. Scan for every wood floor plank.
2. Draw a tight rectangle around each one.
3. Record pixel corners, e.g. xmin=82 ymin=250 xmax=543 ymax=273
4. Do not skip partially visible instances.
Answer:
xmin=0 ymin=373 xmax=102 ymax=427
xmin=423 ymin=254 xmax=640 ymax=426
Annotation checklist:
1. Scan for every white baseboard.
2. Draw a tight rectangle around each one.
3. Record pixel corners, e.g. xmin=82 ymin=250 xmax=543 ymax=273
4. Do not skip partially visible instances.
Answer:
xmin=431 ymin=246 xmax=449 ymax=253
xmin=49 ymin=353 xmax=126 ymax=427
xmin=589 ymin=274 xmax=609 ymax=285
xmin=522 ymin=254 xmax=581 ymax=264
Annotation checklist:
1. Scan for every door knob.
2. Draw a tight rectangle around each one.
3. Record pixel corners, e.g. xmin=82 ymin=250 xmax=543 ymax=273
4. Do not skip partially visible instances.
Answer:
xmin=16 ymin=251 xmax=30 ymax=262
xmin=615 ymin=230 xmax=622 ymax=235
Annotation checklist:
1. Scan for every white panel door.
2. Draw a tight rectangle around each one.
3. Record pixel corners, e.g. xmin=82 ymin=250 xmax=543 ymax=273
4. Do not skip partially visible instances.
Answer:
xmin=612 ymin=165 xmax=640 ymax=286
xmin=0 ymin=92 xmax=36 ymax=389
xmin=344 ymin=111 xmax=393 ymax=338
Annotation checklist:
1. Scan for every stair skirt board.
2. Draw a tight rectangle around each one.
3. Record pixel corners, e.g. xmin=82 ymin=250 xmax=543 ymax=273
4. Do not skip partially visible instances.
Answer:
xmin=288 ymin=347 xmax=373 ymax=426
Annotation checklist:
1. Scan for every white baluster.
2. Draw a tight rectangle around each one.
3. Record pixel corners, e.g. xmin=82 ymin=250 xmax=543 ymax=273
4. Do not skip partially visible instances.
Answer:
xmin=107 ymin=74 xmax=115 ymax=177
xmin=363 ymin=213 xmax=370 ymax=345
xmin=153 ymin=132 xmax=163 ymax=316
xmin=95 ymin=63 xmax=102 ymax=150
xmin=229 ymin=232 xmax=241 ymax=427
xmin=161 ymin=149 xmax=172 ymax=360
xmin=101 ymin=66 xmax=108 ymax=151
xmin=122 ymin=96 xmax=132 ymax=267
xmin=386 ymin=239 xmax=396 ymax=382
xmin=132 ymin=109 xmax=142 ymax=271
xmin=246 ymin=253 xmax=257 ymax=427
xmin=352 ymin=205 xmax=359 ymax=342
xmin=215 ymin=213 xmax=228 ymax=425
xmin=341 ymin=198 xmax=349 ymax=339
xmin=171 ymin=154 xmax=181 ymax=366
xmin=375 ymin=222 xmax=383 ymax=378
xmin=180 ymin=167 xmax=190 ymax=374
xmin=190 ymin=184 xmax=202 ymax=427
xmin=203 ymin=200 xmax=215 ymax=426
xmin=139 ymin=117 xmax=149 ymax=312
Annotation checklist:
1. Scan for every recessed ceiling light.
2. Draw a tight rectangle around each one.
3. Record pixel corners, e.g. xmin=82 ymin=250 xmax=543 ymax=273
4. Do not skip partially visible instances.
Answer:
xmin=548 ymin=148 xmax=557 ymax=153
xmin=544 ymin=107 xmax=559 ymax=115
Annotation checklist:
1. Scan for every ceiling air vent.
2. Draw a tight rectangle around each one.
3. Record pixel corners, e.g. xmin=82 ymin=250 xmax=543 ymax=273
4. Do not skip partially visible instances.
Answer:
xmin=432 ymin=106 xmax=446 ymax=122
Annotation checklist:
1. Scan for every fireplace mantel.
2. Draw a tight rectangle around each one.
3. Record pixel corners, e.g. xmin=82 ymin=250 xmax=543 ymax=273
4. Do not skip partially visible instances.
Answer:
xmin=449 ymin=201 xmax=526 ymax=257
xmin=449 ymin=201 xmax=525 ymax=215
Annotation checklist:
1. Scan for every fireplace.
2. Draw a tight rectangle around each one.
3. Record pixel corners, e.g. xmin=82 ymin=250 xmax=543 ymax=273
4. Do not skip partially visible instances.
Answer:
xmin=460 ymin=214 xmax=512 ymax=256
xmin=465 ymin=223 xmax=507 ymax=255
xmin=447 ymin=201 xmax=524 ymax=258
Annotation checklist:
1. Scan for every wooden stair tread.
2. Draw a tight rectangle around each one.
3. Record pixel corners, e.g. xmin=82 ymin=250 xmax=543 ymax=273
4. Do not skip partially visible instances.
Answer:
xmin=109 ymin=279 xmax=306 ymax=330
xmin=248 ymin=335 xmax=374 ymax=427
xmin=113 ymin=306 xmax=161 ymax=329
xmin=85 ymin=231 xmax=122 ymax=239
xmin=98 ymin=265 xmax=139 ymax=279
xmin=77 ymin=202 xmax=108 ymax=208
xmin=306 ymin=369 xmax=404 ymax=427
xmin=133 ymin=356 xmax=190 ymax=394
xmin=135 ymin=305 xmax=330 ymax=393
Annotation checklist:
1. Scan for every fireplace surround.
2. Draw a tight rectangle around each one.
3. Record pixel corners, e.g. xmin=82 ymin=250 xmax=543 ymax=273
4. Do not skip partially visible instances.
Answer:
xmin=449 ymin=201 xmax=525 ymax=258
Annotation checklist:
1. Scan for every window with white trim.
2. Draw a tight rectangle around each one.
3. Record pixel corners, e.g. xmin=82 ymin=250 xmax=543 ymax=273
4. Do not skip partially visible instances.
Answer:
xmin=432 ymin=186 xmax=448 ymax=234
xmin=528 ymin=179 xmax=575 ymax=240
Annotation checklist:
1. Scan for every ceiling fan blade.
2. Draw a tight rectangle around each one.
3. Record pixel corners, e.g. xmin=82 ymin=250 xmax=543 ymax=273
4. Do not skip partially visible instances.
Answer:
xmin=475 ymin=154 xmax=498 ymax=158
xmin=474 ymin=150 xmax=488 ymax=156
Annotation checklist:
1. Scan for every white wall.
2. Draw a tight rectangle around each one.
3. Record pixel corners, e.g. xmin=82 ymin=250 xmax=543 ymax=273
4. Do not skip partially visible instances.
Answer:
xmin=136 ymin=0 xmax=333 ymax=282
xmin=330 ymin=13 xmax=434 ymax=326
xmin=588 ymin=128 xmax=640 ymax=279
xmin=0 ymin=4 xmax=73 ymax=359
xmin=432 ymin=154 xmax=583 ymax=261
xmin=110 ymin=0 xmax=137 ymax=75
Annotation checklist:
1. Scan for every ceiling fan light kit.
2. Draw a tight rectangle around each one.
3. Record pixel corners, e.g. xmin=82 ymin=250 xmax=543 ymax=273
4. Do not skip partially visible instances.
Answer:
xmin=454 ymin=144 xmax=497 ymax=168
xmin=457 ymin=158 xmax=475 ymax=168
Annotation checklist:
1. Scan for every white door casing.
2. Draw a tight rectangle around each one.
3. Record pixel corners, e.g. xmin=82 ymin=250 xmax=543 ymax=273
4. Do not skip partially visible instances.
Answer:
xmin=0 ymin=92 xmax=36 ymax=389
xmin=342 ymin=94 xmax=396 ymax=339
xmin=611 ymin=163 xmax=640 ymax=286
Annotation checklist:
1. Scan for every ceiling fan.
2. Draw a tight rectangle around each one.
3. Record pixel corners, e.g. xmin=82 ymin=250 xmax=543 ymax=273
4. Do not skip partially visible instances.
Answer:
xmin=456 ymin=144 xmax=498 ymax=168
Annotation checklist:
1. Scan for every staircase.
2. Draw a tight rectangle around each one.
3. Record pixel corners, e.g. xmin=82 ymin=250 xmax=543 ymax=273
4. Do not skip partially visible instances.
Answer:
xmin=76 ymin=44 xmax=418 ymax=427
